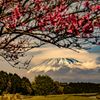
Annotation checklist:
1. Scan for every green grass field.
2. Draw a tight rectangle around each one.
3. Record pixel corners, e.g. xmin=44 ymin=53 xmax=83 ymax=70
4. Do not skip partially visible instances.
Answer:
xmin=0 ymin=93 xmax=99 ymax=100
xmin=23 ymin=93 xmax=99 ymax=100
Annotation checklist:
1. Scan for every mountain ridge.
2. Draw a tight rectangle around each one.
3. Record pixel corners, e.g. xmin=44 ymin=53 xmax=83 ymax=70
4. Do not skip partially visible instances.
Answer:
xmin=27 ymin=58 xmax=82 ymax=73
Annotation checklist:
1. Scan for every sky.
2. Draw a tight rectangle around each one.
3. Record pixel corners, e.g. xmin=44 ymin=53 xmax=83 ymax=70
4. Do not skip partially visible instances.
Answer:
xmin=1 ymin=0 xmax=100 ymax=83
xmin=0 ymin=44 xmax=100 ymax=83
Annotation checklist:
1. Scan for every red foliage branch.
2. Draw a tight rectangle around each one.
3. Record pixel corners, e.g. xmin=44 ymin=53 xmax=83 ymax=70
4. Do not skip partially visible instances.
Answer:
xmin=0 ymin=0 xmax=100 ymax=68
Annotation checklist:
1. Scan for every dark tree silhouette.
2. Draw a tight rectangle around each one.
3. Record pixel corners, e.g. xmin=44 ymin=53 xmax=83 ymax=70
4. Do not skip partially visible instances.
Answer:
xmin=31 ymin=75 xmax=55 ymax=96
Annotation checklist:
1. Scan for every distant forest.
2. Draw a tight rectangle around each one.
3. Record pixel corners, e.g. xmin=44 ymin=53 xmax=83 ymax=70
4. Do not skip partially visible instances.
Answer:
xmin=0 ymin=70 xmax=100 ymax=96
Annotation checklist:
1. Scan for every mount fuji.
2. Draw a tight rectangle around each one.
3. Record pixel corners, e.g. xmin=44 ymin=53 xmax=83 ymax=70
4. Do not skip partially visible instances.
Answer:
xmin=27 ymin=58 xmax=82 ymax=73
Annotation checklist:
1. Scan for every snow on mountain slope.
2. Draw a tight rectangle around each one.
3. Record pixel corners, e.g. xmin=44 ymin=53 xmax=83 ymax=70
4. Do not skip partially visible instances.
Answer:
xmin=27 ymin=58 xmax=82 ymax=73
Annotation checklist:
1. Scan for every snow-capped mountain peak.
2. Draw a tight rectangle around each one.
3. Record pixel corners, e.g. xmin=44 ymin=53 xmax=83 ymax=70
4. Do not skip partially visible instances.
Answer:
xmin=27 ymin=58 xmax=82 ymax=73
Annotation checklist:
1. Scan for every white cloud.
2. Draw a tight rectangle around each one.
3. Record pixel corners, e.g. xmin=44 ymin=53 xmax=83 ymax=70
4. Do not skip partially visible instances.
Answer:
xmin=29 ymin=44 xmax=99 ymax=65
xmin=1 ymin=44 xmax=100 ymax=83
xmin=80 ymin=61 xmax=98 ymax=69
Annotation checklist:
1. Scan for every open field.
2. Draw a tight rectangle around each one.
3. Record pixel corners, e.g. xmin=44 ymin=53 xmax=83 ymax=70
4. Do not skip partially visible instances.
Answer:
xmin=23 ymin=96 xmax=97 ymax=100
xmin=23 ymin=93 xmax=99 ymax=100
xmin=0 ymin=93 xmax=99 ymax=100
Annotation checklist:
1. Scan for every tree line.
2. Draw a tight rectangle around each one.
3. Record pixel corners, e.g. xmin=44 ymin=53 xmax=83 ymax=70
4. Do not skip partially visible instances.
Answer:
xmin=0 ymin=70 xmax=100 ymax=96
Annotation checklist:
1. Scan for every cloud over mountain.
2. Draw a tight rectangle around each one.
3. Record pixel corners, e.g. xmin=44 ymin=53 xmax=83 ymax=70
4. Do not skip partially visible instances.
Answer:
xmin=27 ymin=58 xmax=82 ymax=73
xmin=26 ymin=57 xmax=100 ymax=83
xmin=27 ymin=56 xmax=100 ymax=73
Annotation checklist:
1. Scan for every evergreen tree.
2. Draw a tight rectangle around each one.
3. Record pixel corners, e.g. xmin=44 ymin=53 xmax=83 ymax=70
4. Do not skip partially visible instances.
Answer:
xmin=21 ymin=77 xmax=33 ymax=95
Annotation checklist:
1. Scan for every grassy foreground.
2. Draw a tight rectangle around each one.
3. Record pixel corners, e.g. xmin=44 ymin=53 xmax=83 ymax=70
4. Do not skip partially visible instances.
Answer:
xmin=0 ymin=93 xmax=99 ymax=100
xmin=23 ymin=93 xmax=99 ymax=100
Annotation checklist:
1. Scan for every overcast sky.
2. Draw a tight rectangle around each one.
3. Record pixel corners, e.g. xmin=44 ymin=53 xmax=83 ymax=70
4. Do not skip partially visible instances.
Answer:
xmin=0 ymin=44 xmax=100 ymax=83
